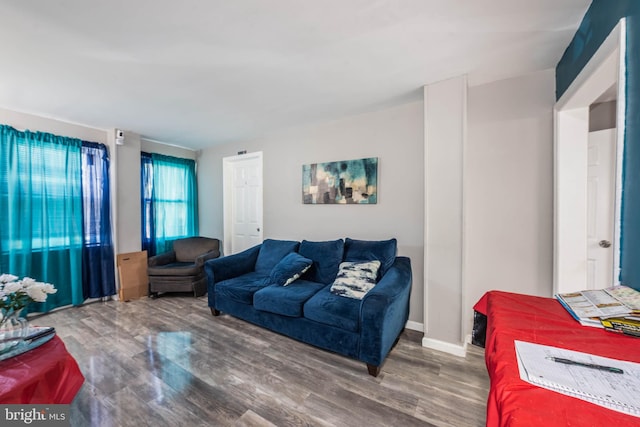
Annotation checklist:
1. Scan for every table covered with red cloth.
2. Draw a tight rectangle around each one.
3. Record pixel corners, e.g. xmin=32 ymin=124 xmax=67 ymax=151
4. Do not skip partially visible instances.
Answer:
xmin=474 ymin=290 xmax=640 ymax=427
xmin=0 ymin=335 xmax=84 ymax=404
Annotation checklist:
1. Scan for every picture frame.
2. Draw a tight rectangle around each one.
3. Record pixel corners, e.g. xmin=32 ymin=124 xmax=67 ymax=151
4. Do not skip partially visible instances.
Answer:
xmin=302 ymin=157 xmax=378 ymax=204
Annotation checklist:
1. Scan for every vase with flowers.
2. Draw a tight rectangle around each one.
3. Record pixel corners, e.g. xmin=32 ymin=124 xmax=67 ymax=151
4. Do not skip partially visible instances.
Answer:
xmin=0 ymin=274 xmax=57 ymax=353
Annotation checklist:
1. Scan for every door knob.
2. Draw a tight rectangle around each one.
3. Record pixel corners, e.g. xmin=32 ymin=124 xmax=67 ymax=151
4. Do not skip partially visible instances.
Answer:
xmin=257 ymin=227 xmax=261 ymax=232
xmin=599 ymin=240 xmax=612 ymax=248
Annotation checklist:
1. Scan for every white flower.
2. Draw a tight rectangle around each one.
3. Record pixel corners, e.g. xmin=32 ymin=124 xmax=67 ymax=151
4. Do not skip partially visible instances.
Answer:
xmin=0 ymin=274 xmax=18 ymax=284
xmin=3 ymin=281 xmax=24 ymax=294
xmin=21 ymin=277 xmax=38 ymax=287
xmin=25 ymin=283 xmax=56 ymax=302
xmin=0 ymin=273 xmax=57 ymax=312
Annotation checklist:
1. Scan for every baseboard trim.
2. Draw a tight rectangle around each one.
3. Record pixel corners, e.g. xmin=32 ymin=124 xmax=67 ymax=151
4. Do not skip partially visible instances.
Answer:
xmin=422 ymin=337 xmax=467 ymax=357
xmin=405 ymin=320 xmax=423 ymax=332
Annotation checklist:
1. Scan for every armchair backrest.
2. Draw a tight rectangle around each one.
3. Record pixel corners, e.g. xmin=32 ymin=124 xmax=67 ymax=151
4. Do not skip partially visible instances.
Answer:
xmin=173 ymin=237 xmax=220 ymax=262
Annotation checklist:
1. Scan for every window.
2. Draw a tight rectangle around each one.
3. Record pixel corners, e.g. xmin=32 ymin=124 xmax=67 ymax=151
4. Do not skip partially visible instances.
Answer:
xmin=82 ymin=143 xmax=111 ymax=246
xmin=1 ymin=135 xmax=83 ymax=251
xmin=0 ymin=125 xmax=115 ymax=310
xmin=141 ymin=152 xmax=198 ymax=256
xmin=81 ymin=142 xmax=116 ymax=299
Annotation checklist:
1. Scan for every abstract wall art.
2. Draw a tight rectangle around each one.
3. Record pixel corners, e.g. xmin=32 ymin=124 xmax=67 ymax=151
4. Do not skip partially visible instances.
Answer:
xmin=302 ymin=157 xmax=378 ymax=204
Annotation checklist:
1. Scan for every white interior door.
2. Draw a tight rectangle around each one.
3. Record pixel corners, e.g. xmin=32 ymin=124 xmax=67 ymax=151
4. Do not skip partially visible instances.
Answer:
xmin=223 ymin=152 xmax=263 ymax=255
xmin=586 ymin=129 xmax=616 ymax=289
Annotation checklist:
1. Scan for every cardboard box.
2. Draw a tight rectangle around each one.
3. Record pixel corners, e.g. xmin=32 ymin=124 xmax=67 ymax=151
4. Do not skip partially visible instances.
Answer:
xmin=117 ymin=251 xmax=149 ymax=301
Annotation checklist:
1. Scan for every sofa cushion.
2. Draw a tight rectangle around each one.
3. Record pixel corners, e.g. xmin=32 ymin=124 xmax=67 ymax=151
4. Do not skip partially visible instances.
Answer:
xmin=269 ymin=252 xmax=313 ymax=286
xmin=303 ymin=286 xmax=360 ymax=332
xmin=299 ymin=239 xmax=344 ymax=285
xmin=254 ymin=280 xmax=326 ymax=317
xmin=344 ymin=238 xmax=397 ymax=277
xmin=148 ymin=262 xmax=201 ymax=276
xmin=254 ymin=239 xmax=300 ymax=274
xmin=215 ymin=272 xmax=269 ymax=304
xmin=330 ymin=260 xmax=381 ymax=299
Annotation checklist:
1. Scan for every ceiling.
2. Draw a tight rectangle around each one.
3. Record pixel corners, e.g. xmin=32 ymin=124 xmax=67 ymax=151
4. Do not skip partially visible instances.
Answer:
xmin=0 ymin=0 xmax=591 ymax=150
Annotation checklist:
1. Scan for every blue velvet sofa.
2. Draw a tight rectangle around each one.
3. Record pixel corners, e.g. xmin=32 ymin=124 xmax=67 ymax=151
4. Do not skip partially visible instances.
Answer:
xmin=204 ymin=238 xmax=412 ymax=376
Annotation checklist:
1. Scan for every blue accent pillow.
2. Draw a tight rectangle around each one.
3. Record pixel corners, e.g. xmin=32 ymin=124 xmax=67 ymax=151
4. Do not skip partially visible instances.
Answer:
xmin=330 ymin=260 xmax=381 ymax=299
xmin=299 ymin=239 xmax=344 ymax=284
xmin=344 ymin=238 xmax=397 ymax=277
xmin=254 ymin=239 xmax=300 ymax=273
xmin=269 ymin=252 xmax=313 ymax=286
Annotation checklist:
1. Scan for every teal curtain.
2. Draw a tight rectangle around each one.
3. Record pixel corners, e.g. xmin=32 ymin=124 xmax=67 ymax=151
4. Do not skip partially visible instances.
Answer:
xmin=151 ymin=153 xmax=198 ymax=254
xmin=0 ymin=125 xmax=84 ymax=312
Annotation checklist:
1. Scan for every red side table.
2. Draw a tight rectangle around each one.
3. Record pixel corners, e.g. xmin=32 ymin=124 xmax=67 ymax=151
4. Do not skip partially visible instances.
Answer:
xmin=0 ymin=335 xmax=84 ymax=404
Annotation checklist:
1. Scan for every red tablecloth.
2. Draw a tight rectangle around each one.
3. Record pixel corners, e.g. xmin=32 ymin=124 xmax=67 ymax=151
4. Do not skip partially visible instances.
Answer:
xmin=475 ymin=291 xmax=640 ymax=427
xmin=0 ymin=335 xmax=84 ymax=404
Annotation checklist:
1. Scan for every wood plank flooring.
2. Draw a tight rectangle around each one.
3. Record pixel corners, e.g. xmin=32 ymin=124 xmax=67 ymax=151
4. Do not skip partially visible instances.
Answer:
xmin=37 ymin=295 xmax=489 ymax=426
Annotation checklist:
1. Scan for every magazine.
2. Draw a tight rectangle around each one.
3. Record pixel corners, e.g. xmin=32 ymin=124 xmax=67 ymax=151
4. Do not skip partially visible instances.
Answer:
xmin=600 ymin=317 xmax=640 ymax=338
xmin=604 ymin=286 xmax=640 ymax=311
xmin=555 ymin=286 xmax=640 ymax=328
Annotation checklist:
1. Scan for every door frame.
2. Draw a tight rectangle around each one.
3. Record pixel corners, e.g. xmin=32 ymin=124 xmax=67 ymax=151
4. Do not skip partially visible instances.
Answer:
xmin=553 ymin=20 xmax=625 ymax=294
xmin=222 ymin=151 xmax=264 ymax=255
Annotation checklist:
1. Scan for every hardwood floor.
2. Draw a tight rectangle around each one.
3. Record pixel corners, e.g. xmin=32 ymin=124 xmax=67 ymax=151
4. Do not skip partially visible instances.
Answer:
xmin=38 ymin=295 xmax=489 ymax=426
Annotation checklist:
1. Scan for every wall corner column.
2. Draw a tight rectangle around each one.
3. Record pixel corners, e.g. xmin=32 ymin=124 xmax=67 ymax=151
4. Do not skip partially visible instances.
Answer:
xmin=423 ymin=75 xmax=467 ymax=356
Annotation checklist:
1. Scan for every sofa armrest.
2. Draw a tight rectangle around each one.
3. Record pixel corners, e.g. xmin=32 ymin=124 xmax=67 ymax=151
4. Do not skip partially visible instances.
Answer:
xmin=195 ymin=249 xmax=221 ymax=266
xmin=148 ymin=251 xmax=176 ymax=267
xmin=359 ymin=256 xmax=412 ymax=367
xmin=205 ymin=244 xmax=261 ymax=309
xmin=205 ymin=244 xmax=260 ymax=282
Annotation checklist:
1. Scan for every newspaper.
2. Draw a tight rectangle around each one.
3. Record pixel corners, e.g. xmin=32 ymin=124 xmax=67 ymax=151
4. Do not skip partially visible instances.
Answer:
xmin=555 ymin=286 xmax=640 ymax=328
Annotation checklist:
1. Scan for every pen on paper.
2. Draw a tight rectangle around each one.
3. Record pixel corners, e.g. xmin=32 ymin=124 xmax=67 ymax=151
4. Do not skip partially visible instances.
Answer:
xmin=546 ymin=356 xmax=624 ymax=374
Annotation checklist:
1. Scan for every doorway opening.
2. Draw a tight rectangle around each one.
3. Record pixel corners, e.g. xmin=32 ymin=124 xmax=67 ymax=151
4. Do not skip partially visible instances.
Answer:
xmin=554 ymin=20 xmax=625 ymax=294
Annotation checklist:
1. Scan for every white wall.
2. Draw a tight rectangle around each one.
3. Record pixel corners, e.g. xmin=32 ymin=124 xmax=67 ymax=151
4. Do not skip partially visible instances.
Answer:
xmin=199 ymin=102 xmax=425 ymax=323
xmin=199 ymin=72 xmax=556 ymax=336
xmin=115 ymin=131 xmax=142 ymax=254
xmin=463 ymin=70 xmax=555 ymax=337
xmin=590 ymin=100 xmax=616 ymax=131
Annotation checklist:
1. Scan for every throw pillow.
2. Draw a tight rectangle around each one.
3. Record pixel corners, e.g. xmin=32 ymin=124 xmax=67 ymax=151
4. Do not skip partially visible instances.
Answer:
xmin=255 ymin=239 xmax=300 ymax=273
xmin=269 ymin=252 xmax=313 ymax=286
xmin=330 ymin=260 xmax=381 ymax=299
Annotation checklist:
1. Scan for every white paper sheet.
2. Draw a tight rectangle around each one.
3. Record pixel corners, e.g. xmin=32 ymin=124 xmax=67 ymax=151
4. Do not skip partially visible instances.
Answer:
xmin=515 ymin=340 xmax=640 ymax=417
